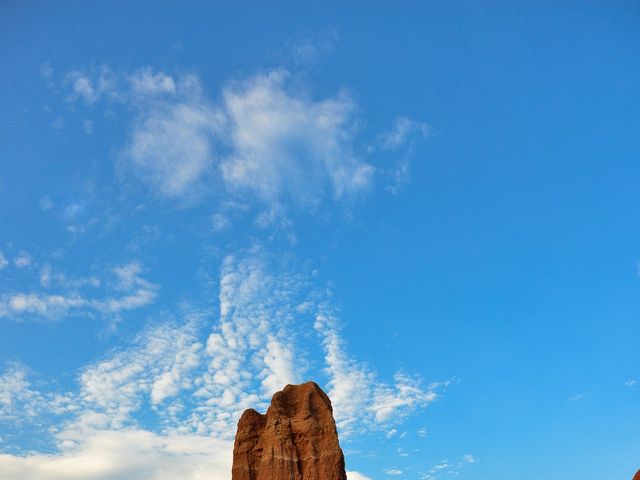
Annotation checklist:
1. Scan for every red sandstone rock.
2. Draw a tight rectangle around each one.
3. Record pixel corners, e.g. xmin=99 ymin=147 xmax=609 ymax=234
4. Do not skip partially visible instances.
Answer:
xmin=232 ymin=381 xmax=347 ymax=480
xmin=633 ymin=470 xmax=640 ymax=480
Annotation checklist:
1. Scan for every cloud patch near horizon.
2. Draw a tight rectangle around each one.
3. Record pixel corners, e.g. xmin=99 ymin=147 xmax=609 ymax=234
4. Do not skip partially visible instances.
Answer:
xmin=0 ymin=427 xmax=373 ymax=480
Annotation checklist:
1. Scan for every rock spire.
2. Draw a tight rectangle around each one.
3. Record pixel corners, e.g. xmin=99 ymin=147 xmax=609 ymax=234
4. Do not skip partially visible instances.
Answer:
xmin=232 ymin=381 xmax=347 ymax=480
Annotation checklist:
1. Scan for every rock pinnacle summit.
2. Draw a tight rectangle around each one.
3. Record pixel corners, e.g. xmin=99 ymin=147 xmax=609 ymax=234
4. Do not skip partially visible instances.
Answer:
xmin=232 ymin=381 xmax=347 ymax=480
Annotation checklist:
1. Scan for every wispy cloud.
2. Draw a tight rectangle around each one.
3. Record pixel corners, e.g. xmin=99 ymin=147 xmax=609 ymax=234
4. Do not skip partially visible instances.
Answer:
xmin=39 ymin=196 xmax=54 ymax=211
xmin=122 ymin=74 xmax=223 ymax=200
xmin=57 ymin=66 xmax=383 ymax=210
xmin=374 ymin=116 xmax=430 ymax=195
xmin=221 ymin=70 xmax=373 ymax=205
xmin=0 ymin=364 xmax=76 ymax=423
xmin=0 ymin=261 xmax=158 ymax=321
xmin=78 ymin=318 xmax=203 ymax=429
xmin=566 ymin=392 xmax=589 ymax=402
xmin=384 ymin=468 xmax=403 ymax=476
xmin=378 ymin=117 xmax=430 ymax=152
xmin=421 ymin=454 xmax=476 ymax=480
xmin=13 ymin=251 xmax=32 ymax=268
xmin=315 ymin=308 xmax=445 ymax=436
xmin=64 ymin=66 xmax=116 ymax=106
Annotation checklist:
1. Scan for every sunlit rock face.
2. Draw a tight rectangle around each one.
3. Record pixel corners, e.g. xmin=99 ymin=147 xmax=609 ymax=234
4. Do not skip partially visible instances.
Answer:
xmin=232 ymin=381 xmax=347 ymax=480
xmin=633 ymin=470 xmax=640 ymax=480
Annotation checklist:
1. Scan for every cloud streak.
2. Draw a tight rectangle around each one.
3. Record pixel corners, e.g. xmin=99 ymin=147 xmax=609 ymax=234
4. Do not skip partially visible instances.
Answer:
xmin=0 ymin=261 xmax=158 ymax=321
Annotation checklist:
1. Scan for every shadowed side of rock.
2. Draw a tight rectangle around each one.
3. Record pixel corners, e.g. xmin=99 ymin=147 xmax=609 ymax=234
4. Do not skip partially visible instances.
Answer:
xmin=232 ymin=381 xmax=347 ymax=480
xmin=232 ymin=409 xmax=267 ymax=480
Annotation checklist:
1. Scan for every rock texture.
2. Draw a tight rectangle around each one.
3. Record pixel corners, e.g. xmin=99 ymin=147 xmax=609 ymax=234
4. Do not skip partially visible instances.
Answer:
xmin=633 ymin=470 xmax=640 ymax=480
xmin=232 ymin=381 xmax=347 ymax=480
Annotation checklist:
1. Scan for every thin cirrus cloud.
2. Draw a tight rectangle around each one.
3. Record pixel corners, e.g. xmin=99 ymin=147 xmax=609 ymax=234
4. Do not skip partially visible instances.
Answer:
xmin=420 ymin=455 xmax=477 ymax=480
xmin=0 ymin=247 xmax=441 ymax=479
xmin=373 ymin=116 xmax=430 ymax=195
xmin=58 ymin=66 xmax=430 ymax=207
xmin=315 ymin=309 xmax=444 ymax=436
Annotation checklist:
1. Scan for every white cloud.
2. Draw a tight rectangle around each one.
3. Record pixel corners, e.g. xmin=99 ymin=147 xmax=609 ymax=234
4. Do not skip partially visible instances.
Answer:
xmin=374 ymin=116 xmax=430 ymax=195
xmin=261 ymin=336 xmax=299 ymax=393
xmin=63 ymin=203 xmax=85 ymax=222
xmin=283 ymin=29 xmax=338 ymax=66
xmin=0 ymin=364 xmax=75 ymax=422
xmin=78 ymin=319 xmax=203 ymax=428
xmin=192 ymin=250 xmax=306 ymax=435
xmin=72 ymin=76 xmax=96 ymax=104
xmin=62 ymin=66 xmax=375 ymax=208
xmin=347 ymin=471 xmax=375 ymax=480
xmin=39 ymin=196 xmax=54 ymax=211
xmin=0 ymin=248 xmax=440 ymax=476
xmin=40 ymin=264 xmax=52 ymax=288
xmin=60 ymin=67 xmax=221 ymax=201
xmin=372 ymin=373 xmax=438 ymax=423
xmin=51 ymin=116 xmax=65 ymax=130
xmin=431 ymin=461 xmax=451 ymax=472
xmin=384 ymin=469 xmax=403 ymax=476
xmin=65 ymin=67 xmax=116 ymax=106
xmin=314 ymin=311 xmax=375 ymax=435
xmin=0 ymin=428 xmax=232 ymax=480
xmin=314 ymin=309 xmax=444 ymax=436
xmin=0 ymin=252 xmax=8 ymax=269
xmin=379 ymin=117 xmax=429 ymax=151
xmin=0 ymin=262 xmax=158 ymax=321
xmin=40 ymin=63 xmax=53 ymax=79
xmin=14 ymin=251 xmax=32 ymax=268
xmin=460 ymin=454 xmax=476 ymax=465
xmin=422 ymin=455 xmax=476 ymax=480
xmin=129 ymin=67 xmax=177 ymax=97
xmin=625 ymin=379 xmax=637 ymax=387
xmin=211 ymin=213 xmax=231 ymax=232
xmin=1 ymin=293 xmax=88 ymax=317
xmin=567 ymin=392 xmax=589 ymax=402
xmin=221 ymin=71 xmax=373 ymax=205
xmin=124 ymin=100 xmax=222 ymax=199
xmin=0 ymin=365 xmax=39 ymax=420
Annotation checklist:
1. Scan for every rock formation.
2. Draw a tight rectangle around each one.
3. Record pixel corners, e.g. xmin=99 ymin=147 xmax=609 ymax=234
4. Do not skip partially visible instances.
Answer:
xmin=232 ymin=381 xmax=347 ymax=480
xmin=633 ymin=470 xmax=640 ymax=480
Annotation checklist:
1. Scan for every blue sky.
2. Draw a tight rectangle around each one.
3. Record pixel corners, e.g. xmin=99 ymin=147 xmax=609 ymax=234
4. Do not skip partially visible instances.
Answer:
xmin=1 ymin=1 xmax=639 ymax=479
